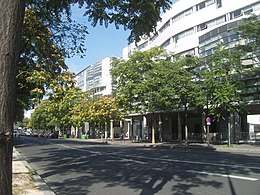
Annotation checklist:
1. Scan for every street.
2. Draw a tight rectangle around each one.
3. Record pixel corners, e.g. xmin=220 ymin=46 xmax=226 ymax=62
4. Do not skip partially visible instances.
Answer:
xmin=14 ymin=137 xmax=260 ymax=195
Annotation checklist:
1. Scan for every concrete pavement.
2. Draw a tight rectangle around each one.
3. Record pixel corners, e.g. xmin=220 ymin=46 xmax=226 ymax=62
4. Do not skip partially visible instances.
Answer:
xmin=74 ymin=138 xmax=260 ymax=153
xmin=13 ymin=147 xmax=55 ymax=195
xmin=12 ymin=138 xmax=260 ymax=194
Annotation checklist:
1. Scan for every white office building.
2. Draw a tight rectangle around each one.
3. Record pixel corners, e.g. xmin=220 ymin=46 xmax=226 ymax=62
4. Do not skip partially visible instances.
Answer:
xmin=75 ymin=57 xmax=116 ymax=97
xmin=123 ymin=0 xmax=260 ymax=58
xmin=121 ymin=0 xmax=260 ymax=142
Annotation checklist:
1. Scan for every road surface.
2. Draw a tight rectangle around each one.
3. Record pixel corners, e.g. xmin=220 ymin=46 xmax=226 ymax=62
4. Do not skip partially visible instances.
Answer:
xmin=14 ymin=136 xmax=260 ymax=195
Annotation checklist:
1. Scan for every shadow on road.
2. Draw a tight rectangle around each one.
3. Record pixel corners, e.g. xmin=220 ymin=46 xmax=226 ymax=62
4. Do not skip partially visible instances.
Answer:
xmin=14 ymin=137 xmax=260 ymax=195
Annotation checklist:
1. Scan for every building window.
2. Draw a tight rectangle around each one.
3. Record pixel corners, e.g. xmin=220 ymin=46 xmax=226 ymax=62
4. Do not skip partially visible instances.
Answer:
xmin=150 ymin=33 xmax=158 ymax=42
xmin=175 ymin=28 xmax=194 ymax=42
xmin=207 ymin=15 xmax=226 ymax=28
xmin=206 ymin=0 xmax=214 ymax=7
xmin=138 ymin=41 xmax=148 ymax=50
xmin=172 ymin=7 xmax=193 ymax=23
xmin=216 ymin=0 xmax=222 ymax=8
xmin=159 ymin=20 xmax=170 ymax=34
xmin=230 ymin=9 xmax=242 ymax=19
xmin=197 ymin=23 xmax=207 ymax=32
xmin=243 ymin=6 xmax=253 ymax=15
xmin=196 ymin=2 xmax=206 ymax=11
xmin=161 ymin=38 xmax=171 ymax=48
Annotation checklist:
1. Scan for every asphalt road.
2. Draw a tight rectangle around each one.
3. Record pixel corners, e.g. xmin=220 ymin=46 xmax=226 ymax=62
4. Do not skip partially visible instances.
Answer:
xmin=14 ymin=136 xmax=260 ymax=195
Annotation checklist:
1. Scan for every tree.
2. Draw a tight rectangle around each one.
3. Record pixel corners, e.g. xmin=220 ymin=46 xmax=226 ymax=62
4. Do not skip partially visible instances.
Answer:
xmin=200 ymin=45 xmax=245 ymax=120
xmin=85 ymin=96 xmax=121 ymax=139
xmin=1 ymin=1 xmax=172 ymax=192
xmin=165 ymin=56 xmax=202 ymax=145
xmin=236 ymin=14 xmax=260 ymax=100
xmin=16 ymin=7 xmax=88 ymax=121
xmin=0 ymin=2 xmax=25 ymax=194
xmin=53 ymin=87 xmax=89 ymax=134
xmin=195 ymin=44 xmax=245 ymax=146
xmin=30 ymin=100 xmax=55 ymax=131
xmin=236 ymin=14 xmax=260 ymax=59
xmin=112 ymin=48 xmax=202 ymax=144
xmin=111 ymin=47 xmax=170 ymax=114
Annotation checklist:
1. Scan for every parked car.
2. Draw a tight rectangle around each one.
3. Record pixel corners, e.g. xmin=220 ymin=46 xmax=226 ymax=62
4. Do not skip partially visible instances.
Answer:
xmin=48 ymin=133 xmax=58 ymax=139
xmin=13 ymin=130 xmax=20 ymax=138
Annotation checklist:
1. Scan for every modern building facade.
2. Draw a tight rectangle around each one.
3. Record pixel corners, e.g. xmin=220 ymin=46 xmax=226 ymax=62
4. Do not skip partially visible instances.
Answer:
xmin=121 ymin=0 xmax=260 ymax=143
xmin=123 ymin=0 xmax=260 ymax=58
xmin=75 ymin=57 xmax=116 ymax=97
xmin=74 ymin=57 xmax=123 ymax=139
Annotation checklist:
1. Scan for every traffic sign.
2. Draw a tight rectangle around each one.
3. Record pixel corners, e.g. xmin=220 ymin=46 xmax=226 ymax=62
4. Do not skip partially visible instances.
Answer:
xmin=206 ymin=117 xmax=211 ymax=126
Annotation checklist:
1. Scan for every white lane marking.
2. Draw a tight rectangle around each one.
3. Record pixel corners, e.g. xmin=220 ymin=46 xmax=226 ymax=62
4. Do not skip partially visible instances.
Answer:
xmin=58 ymin=144 xmax=146 ymax=164
xmin=134 ymin=156 xmax=260 ymax=171
xmin=60 ymin=144 xmax=102 ymax=155
xmin=58 ymin=144 xmax=260 ymax=171
xmin=106 ymin=158 xmax=147 ymax=165
xmin=187 ymin=170 xmax=259 ymax=181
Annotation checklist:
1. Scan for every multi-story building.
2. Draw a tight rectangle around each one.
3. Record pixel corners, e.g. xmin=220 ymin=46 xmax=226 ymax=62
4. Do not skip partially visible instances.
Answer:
xmin=123 ymin=0 xmax=260 ymax=58
xmin=75 ymin=57 xmax=116 ymax=97
xmin=122 ymin=0 xmax=260 ymax=143
xmin=74 ymin=57 xmax=122 ymax=139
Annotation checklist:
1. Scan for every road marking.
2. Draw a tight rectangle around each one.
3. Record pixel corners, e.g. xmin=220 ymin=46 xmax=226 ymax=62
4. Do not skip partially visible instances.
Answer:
xmin=187 ymin=170 xmax=259 ymax=181
xmin=134 ymin=156 xmax=260 ymax=171
xmin=59 ymin=144 xmax=102 ymax=155
xmin=58 ymin=144 xmax=260 ymax=171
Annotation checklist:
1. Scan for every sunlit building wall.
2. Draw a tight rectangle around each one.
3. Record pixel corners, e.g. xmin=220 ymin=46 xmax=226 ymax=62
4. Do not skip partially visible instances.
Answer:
xmin=123 ymin=0 xmax=260 ymax=58
xmin=75 ymin=57 xmax=116 ymax=97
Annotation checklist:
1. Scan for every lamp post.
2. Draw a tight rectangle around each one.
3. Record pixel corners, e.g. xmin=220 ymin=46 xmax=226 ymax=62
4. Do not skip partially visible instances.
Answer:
xmin=110 ymin=120 xmax=114 ymax=142
xmin=206 ymin=117 xmax=211 ymax=146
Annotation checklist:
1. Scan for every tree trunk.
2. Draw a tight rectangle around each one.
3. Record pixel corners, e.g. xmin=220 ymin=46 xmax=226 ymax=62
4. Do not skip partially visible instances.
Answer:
xmin=0 ymin=1 xmax=25 ymax=194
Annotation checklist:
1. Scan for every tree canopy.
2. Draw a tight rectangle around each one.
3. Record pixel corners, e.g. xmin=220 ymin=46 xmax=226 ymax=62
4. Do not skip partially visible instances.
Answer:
xmin=15 ymin=0 xmax=173 ymax=121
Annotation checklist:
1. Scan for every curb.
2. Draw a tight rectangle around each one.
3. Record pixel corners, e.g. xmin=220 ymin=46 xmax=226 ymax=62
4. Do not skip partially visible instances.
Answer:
xmin=13 ymin=148 xmax=56 ymax=195
xmin=68 ymin=138 xmax=260 ymax=153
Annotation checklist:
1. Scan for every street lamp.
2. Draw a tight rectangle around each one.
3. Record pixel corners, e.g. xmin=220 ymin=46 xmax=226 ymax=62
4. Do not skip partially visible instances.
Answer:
xmin=206 ymin=117 xmax=211 ymax=146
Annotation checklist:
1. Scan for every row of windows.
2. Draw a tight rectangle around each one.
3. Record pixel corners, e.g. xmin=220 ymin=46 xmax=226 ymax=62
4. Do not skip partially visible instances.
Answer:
xmin=136 ymin=1 xmax=260 ymax=56
xmin=161 ymin=2 xmax=259 ymax=49
xmin=172 ymin=0 xmax=220 ymax=24
xmin=160 ymin=0 xmax=222 ymax=35
xmin=90 ymin=86 xmax=106 ymax=96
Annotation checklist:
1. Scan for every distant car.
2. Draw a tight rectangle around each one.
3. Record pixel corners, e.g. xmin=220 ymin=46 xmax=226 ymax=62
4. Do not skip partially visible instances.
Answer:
xmin=13 ymin=130 xmax=20 ymax=138
xmin=48 ymin=133 xmax=58 ymax=139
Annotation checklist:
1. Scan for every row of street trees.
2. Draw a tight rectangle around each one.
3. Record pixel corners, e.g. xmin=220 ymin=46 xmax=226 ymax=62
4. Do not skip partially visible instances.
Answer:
xmin=111 ymin=14 xmax=260 ymax=145
xmin=30 ymin=88 xmax=121 ymax=138
xmin=29 ymin=15 xmax=260 ymax=145
xmin=0 ymin=0 xmax=172 ymax=193
xmin=0 ymin=0 xmax=258 ymax=191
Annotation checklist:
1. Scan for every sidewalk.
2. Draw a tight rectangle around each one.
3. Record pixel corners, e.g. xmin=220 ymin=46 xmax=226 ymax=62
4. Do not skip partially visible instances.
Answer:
xmin=12 ymin=148 xmax=55 ymax=195
xmin=76 ymin=138 xmax=260 ymax=153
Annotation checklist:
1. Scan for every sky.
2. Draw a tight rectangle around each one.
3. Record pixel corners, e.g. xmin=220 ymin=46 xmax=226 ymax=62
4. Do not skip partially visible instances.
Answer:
xmin=65 ymin=1 xmax=179 ymax=73
xmin=65 ymin=6 xmax=130 ymax=74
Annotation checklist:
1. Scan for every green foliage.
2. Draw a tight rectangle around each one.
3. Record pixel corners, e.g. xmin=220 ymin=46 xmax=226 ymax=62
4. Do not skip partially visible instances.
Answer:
xmin=30 ymin=87 xmax=89 ymax=130
xmin=111 ymin=48 xmax=203 ymax=114
xmin=18 ymin=0 xmax=172 ymax=120
xmin=237 ymin=14 xmax=260 ymax=53
xmin=236 ymin=14 xmax=260 ymax=83
xmin=198 ymin=44 xmax=245 ymax=119
xmin=111 ymin=48 xmax=169 ymax=113
xmin=82 ymin=0 xmax=172 ymax=43
xmin=30 ymin=99 xmax=55 ymax=130
xmin=16 ymin=8 xmax=82 ymax=120
xmin=88 ymin=96 xmax=121 ymax=127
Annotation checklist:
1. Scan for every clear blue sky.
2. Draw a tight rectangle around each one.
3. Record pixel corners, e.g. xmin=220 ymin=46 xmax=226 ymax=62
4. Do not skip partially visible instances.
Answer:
xmin=66 ymin=1 xmax=177 ymax=73
xmin=65 ymin=6 xmax=130 ymax=73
